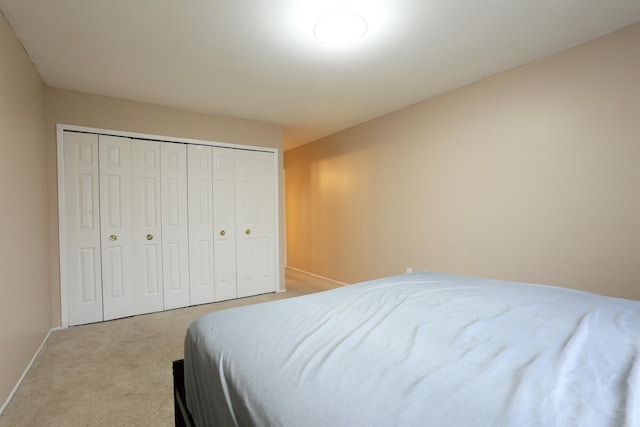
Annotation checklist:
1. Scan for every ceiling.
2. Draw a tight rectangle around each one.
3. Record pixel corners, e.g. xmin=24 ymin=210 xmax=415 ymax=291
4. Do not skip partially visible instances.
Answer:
xmin=2 ymin=1 xmax=640 ymax=150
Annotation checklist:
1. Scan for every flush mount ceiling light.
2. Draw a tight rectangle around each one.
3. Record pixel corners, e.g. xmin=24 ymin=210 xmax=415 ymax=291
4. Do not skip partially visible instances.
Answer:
xmin=313 ymin=11 xmax=368 ymax=46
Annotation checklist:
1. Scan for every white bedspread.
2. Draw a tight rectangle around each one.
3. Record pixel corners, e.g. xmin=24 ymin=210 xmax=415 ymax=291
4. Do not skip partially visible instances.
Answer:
xmin=184 ymin=271 xmax=640 ymax=426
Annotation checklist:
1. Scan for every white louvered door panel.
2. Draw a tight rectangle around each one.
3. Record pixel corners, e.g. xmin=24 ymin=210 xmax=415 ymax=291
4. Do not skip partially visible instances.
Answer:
xmin=63 ymin=132 xmax=103 ymax=326
xmin=131 ymin=140 xmax=164 ymax=315
xmin=212 ymin=147 xmax=237 ymax=302
xmin=187 ymin=145 xmax=215 ymax=305
xmin=161 ymin=142 xmax=190 ymax=309
xmin=99 ymin=135 xmax=135 ymax=321
xmin=235 ymin=150 xmax=276 ymax=298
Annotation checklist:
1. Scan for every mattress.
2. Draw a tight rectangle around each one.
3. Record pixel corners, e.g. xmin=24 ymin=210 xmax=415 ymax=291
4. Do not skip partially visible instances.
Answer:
xmin=184 ymin=271 xmax=640 ymax=426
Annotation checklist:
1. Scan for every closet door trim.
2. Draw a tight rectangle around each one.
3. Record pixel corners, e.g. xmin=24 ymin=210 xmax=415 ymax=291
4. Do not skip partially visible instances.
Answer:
xmin=57 ymin=123 xmax=281 ymax=328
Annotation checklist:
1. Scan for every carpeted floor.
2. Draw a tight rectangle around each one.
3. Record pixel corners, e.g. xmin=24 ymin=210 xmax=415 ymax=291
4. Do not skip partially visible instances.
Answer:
xmin=0 ymin=279 xmax=327 ymax=427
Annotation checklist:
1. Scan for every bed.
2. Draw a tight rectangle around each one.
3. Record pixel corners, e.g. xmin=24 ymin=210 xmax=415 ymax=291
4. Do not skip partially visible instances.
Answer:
xmin=176 ymin=271 xmax=640 ymax=426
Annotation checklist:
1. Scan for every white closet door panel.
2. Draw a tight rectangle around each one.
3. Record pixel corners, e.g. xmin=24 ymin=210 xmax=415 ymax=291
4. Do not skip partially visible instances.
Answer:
xmin=63 ymin=132 xmax=103 ymax=326
xmin=99 ymin=135 xmax=135 ymax=320
xmin=187 ymin=145 xmax=215 ymax=305
xmin=235 ymin=150 xmax=276 ymax=298
xmin=213 ymin=147 xmax=237 ymax=301
xmin=161 ymin=142 xmax=190 ymax=309
xmin=131 ymin=140 xmax=164 ymax=315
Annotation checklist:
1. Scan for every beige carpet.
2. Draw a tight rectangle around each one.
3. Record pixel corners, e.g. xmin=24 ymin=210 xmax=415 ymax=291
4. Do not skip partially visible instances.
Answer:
xmin=0 ymin=279 xmax=326 ymax=427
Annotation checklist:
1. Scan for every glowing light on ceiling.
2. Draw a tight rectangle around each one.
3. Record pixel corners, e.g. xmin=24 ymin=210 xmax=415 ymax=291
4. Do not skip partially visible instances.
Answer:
xmin=313 ymin=11 xmax=368 ymax=46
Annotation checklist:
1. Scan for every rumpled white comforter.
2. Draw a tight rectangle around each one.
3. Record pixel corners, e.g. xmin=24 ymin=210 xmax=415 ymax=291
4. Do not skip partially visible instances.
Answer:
xmin=185 ymin=271 xmax=640 ymax=426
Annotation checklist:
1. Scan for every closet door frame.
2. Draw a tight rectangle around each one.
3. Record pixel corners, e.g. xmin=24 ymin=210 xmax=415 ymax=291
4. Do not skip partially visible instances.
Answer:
xmin=57 ymin=123 xmax=281 ymax=328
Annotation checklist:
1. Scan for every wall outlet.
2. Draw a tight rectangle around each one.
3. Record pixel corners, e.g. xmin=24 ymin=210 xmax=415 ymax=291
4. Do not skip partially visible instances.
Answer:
xmin=406 ymin=267 xmax=413 ymax=274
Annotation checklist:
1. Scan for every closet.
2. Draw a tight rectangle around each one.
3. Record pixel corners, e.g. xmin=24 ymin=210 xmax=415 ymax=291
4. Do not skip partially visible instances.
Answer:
xmin=61 ymin=130 xmax=277 ymax=326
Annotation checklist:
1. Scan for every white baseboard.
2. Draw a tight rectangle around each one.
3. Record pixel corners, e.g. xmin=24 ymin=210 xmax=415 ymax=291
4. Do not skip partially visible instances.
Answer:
xmin=0 ymin=327 xmax=60 ymax=416
xmin=285 ymin=266 xmax=349 ymax=290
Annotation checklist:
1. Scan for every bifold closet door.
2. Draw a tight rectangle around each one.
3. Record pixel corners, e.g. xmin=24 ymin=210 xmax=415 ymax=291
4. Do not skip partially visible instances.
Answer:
xmin=63 ymin=131 xmax=278 ymax=325
xmin=212 ymin=147 xmax=237 ymax=302
xmin=161 ymin=142 xmax=190 ymax=309
xmin=63 ymin=132 xmax=103 ymax=326
xmin=99 ymin=135 xmax=135 ymax=321
xmin=187 ymin=145 xmax=215 ymax=304
xmin=131 ymin=140 xmax=164 ymax=315
xmin=235 ymin=150 xmax=276 ymax=298
xmin=187 ymin=146 xmax=237 ymax=304
xmin=131 ymin=140 xmax=189 ymax=312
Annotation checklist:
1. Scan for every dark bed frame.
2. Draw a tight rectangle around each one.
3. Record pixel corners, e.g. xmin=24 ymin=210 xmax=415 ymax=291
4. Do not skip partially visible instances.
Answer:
xmin=172 ymin=359 xmax=196 ymax=427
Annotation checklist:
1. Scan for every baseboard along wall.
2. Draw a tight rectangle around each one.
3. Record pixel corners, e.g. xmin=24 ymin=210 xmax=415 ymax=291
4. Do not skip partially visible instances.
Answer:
xmin=285 ymin=266 xmax=349 ymax=291
xmin=0 ymin=327 xmax=60 ymax=417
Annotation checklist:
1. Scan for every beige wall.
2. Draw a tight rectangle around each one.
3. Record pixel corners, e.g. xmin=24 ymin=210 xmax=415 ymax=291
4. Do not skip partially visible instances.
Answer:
xmin=45 ymin=88 xmax=285 ymax=326
xmin=0 ymin=11 xmax=49 ymax=408
xmin=285 ymin=23 xmax=640 ymax=300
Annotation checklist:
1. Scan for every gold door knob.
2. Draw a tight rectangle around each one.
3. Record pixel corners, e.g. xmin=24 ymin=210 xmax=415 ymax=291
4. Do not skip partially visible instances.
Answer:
xmin=109 ymin=234 xmax=117 ymax=241
xmin=245 ymin=229 xmax=251 ymax=235
xmin=220 ymin=230 xmax=225 ymax=236
xmin=146 ymin=234 xmax=153 ymax=241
